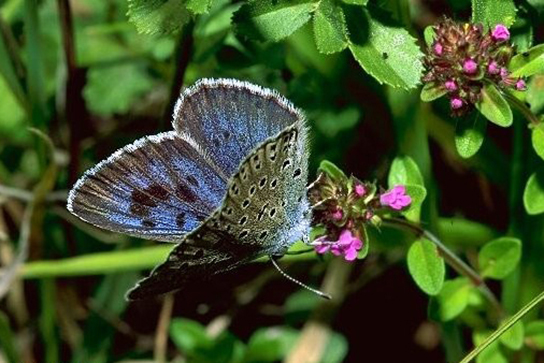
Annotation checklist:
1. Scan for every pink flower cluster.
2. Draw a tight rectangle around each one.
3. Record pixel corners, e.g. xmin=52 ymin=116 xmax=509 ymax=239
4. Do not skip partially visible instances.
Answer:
xmin=380 ymin=185 xmax=412 ymax=210
xmin=314 ymin=229 xmax=362 ymax=262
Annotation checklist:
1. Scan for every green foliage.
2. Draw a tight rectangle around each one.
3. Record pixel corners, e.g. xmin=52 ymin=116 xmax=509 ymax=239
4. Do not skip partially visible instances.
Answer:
xmin=407 ymin=239 xmax=445 ymax=295
xmin=420 ymin=82 xmax=447 ymax=102
xmin=127 ymin=0 xmax=191 ymax=35
xmin=438 ymin=278 xmax=474 ymax=321
xmin=525 ymin=320 xmax=544 ymax=349
xmin=475 ymin=83 xmax=513 ymax=127
xmin=455 ymin=112 xmax=487 ymax=158
xmin=523 ymin=168 xmax=544 ymax=215
xmin=243 ymin=327 xmax=298 ymax=361
xmin=498 ymin=320 xmax=524 ymax=350
xmin=346 ymin=6 xmax=424 ymax=90
xmin=531 ymin=124 xmax=544 ymax=161
xmin=478 ymin=237 xmax=522 ymax=279
xmin=312 ymin=0 xmax=348 ymax=54
xmin=471 ymin=0 xmax=517 ymax=27
xmin=509 ymin=44 xmax=544 ymax=78
xmin=473 ymin=331 xmax=508 ymax=363
xmin=233 ymin=0 xmax=315 ymax=42
xmin=319 ymin=159 xmax=347 ymax=181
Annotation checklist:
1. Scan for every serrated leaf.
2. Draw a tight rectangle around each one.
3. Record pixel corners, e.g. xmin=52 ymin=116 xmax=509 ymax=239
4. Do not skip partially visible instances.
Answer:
xmin=509 ymin=44 xmax=544 ymax=78
xmin=455 ymin=111 xmax=487 ymax=158
xmin=523 ymin=169 xmax=544 ymax=215
xmin=127 ymin=0 xmax=191 ymax=35
xmin=532 ymin=124 xmax=544 ymax=161
xmin=499 ymin=320 xmax=524 ymax=350
xmin=438 ymin=278 xmax=473 ymax=321
xmin=319 ymin=160 xmax=347 ymax=181
xmin=475 ymin=83 xmax=513 ymax=127
xmin=525 ymin=320 xmax=544 ymax=349
xmin=233 ymin=0 xmax=315 ymax=42
xmin=424 ymin=26 xmax=435 ymax=47
xmin=346 ymin=5 xmax=424 ymax=90
xmin=313 ymin=0 xmax=348 ymax=54
xmin=478 ymin=237 xmax=521 ymax=279
xmin=186 ymin=0 xmax=212 ymax=14
xmin=471 ymin=0 xmax=517 ymax=28
xmin=388 ymin=155 xmax=424 ymax=186
xmin=420 ymin=82 xmax=447 ymax=102
xmin=407 ymin=239 xmax=445 ymax=295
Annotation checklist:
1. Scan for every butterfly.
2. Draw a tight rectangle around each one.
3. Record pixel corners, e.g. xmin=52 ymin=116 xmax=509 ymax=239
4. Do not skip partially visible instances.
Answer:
xmin=67 ymin=78 xmax=312 ymax=300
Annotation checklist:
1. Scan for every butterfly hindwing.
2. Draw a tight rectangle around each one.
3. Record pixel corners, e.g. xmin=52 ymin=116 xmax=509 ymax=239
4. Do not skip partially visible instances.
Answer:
xmin=68 ymin=131 xmax=228 ymax=242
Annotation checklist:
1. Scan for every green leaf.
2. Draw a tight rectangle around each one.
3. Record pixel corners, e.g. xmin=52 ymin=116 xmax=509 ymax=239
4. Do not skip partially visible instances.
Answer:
xmin=525 ymin=320 xmax=544 ymax=349
xmin=499 ymin=320 xmax=524 ymax=350
xmin=186 ymin=0 xmax=212 ymax=14
xmin=321 ymin=332 xmax=349 ymax=363
xmin=233 ymin=0 xmax=315 ymax=42
xmin=473 ymin=331 xmax=508 ymax=363
xmin=244 ymin=326 xmax=299 ymax=362
xmin=527 ymin=74 xmax=544 ymax=114
xmin=475 ymin=83 xmax=513 ymax=127
xmin=407 ymin=239 xmax=445 ymax=295
xmin=342 ymin=0 xmax=368 ymax=4
xmin=0 ymin=311 xmax=19 ymax=363
xmin=509 ymin=44 xmax=544 ymax=78
xmin=478 ymin=237 xmax=522 ymax=279
xmin=523 ymin=169 xmax=544 ymax=215
xmin=358 ymin=225 xmax=370 ymax=259
xmin=438 ymin=278 xmax=473 ymax=321
xmin=319 ymin=160 xmax=347 ymax=181
xmin=420 ymin=82 xmax=447 ymax=102
xmin=455 ymin=112 xmax=487 ymax=158
xmin=423 ymin=25 xmax=435 ymax=47
xmin=170 ymin=318 xmax=212 ymax=353
xmin=403 ymin=184 xmax=427 ymax=211
xmin=314 ymin=107 xmax=361 ymax=137
xmin=388 ymin=155 xmax=424 ymax=186
xmin=471 ymin=0 xmax=517 ymax=28
xmin=532 ymin=124 xmax=544 ymax=161
xmin=346 ymin=5 xmax=424 ymax=90
xmin=313 ymin=0 xmax=348 ymax=54
xmin=84 ymin=64 xmax=155 ymax=116
xmin=127 ymin=0 xmax=191 ymax=35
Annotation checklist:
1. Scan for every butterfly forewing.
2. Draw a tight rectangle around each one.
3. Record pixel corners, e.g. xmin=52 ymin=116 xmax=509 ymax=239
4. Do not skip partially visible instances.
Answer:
xmin=173 ymin=79 xmax=303 ymax=177
xmin=68 ymin=132 xmax=227 ymax=242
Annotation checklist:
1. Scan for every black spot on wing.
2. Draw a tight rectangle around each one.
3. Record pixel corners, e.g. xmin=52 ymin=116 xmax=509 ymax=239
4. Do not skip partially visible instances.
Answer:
xmin=132 ymin=190 xmax=157 ymax=207
xmin=176 ymin=183 xmax=197 ymax=203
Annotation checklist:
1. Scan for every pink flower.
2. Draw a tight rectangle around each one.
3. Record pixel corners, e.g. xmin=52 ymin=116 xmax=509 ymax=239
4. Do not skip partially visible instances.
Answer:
xmin=492 ymin=24 xmax=510 ymax=42
xmin=444 ymin=80 xmax=457 ymax=91
xmin=515 ymin=79 xmax=526 ymax=90
xmin=450 ymin=97 xmax=463 ymax=110
xmin=500 ymin=68 xmax=509 ymax=78
xmin=331 ymin=208 xmax=343 ymax=221
xmin=380 ymin=185 xmax=412 ymax=210
xmin=433 ymin=42 xmax=443 ymax=55
xmin=355 ymin=184 xmax=366 ymax=197
xmin=463 ymin=59 xmax=478 ymax=74
xmin=314 ymin=229 xmax=363 ymax=261
xmin=487 ymin=61 xmax=500 ymax=74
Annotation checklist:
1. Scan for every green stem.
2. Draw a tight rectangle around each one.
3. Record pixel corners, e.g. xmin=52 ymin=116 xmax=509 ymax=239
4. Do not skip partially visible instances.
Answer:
xmin=503 ymin=92 xmax=540 ymax=127
xmin=460 ymin=288 xmax=544 ymax=363
xmin=382 ymin=217 xmax=504 ymax=318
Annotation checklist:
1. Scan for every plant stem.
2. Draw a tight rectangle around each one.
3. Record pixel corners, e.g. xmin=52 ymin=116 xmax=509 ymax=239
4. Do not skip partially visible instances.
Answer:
xmin=460 ymin=288 xmax=544 ymax=363
xmin=382 ymin=217 xmax=504 ymax=318
xmin=503 ymin=92 xmax=540 ymax=127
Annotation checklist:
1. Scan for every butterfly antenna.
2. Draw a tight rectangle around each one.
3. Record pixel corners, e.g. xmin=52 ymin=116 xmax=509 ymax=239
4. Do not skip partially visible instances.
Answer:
xmin=270 ymin=257 xmax=332 ymax=300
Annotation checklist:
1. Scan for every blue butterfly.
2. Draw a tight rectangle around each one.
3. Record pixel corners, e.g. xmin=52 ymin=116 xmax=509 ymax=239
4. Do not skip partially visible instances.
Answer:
xmin=67 ymin=79 xmax=314 ymax=300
